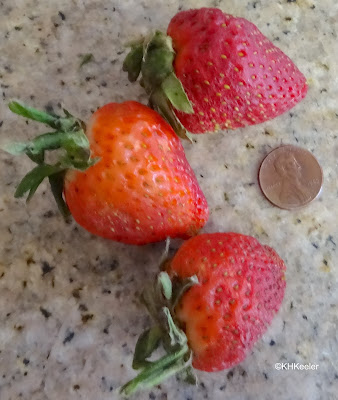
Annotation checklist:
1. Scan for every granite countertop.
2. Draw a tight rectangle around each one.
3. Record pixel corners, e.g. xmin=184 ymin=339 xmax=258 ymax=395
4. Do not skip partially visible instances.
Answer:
xmin=0 ymin=1 xmax=337 ymax=399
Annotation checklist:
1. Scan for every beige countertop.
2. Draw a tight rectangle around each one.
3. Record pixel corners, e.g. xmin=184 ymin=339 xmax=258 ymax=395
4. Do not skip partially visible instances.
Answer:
xmin=0 ymin=1 xmax=337 ymax=399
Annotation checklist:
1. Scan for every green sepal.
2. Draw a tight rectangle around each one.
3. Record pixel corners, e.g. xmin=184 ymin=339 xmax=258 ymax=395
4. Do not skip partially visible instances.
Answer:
xmin=120 ymin=306 xmax=191 ymax=396
xmin=58 ymin=129 xmax=91 ymax=167
xmin=132 ymin=325 xmax=162 ymax=370
xmin=9 ymin=101 xmax=58 ymax=127
xmin=150 ymin=88 xmax=193 ymax=142
xmin=63 ymin=108 xmax=75 ymax=119
xmin=120 ymin=344 xmax=190 ymax=396
xmin=14 ymin=164 xmax=65 ymax=200
xmin=162 ymin=73 xmax=194 ymax=114
xmin=178 ymin=365 xmax=198 ymax=385
xmin=5 ymin=101 xmax=97 ymax=210
xmin=142 ymin=31 xmax=174 ymax=60
xmin=3 ymin=129 xmax=88 ymax=158
xmin=8 ymin=101 xmax=80 ymax=132
xmin=123 ymin=31 xmax=195 ymax=140
xmin=49 ymin=171 xmax=71 ymax=219
xmin=123 ymin=44 xmax=144 ymax=82
xmin=60 ymin=153 xmax=99 ymax=172
xmin=27 ymin=151 xmax=45 ymax=164
xmin=157 ymin=272 xmax=172 ymax=300
xmin=163 ymin=307 xmax=187 ymax=347
xmin=141 ymin=32 xmax=175 ymax=89
xmin=4 ymin=129 xmax=97 ymax=203
xmin=2 ymin=142 xmax=28 ymax=155
xmin=172 ymin=275 xmax=199 ymax=309
xmin=141 ymin=284 xmax=163 ymax=324
xmin=121 ymin=267 xmax=199 ymax=396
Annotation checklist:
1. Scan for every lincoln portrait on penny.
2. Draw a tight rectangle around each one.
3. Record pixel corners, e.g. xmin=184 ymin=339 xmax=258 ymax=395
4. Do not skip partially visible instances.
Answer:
xmin=274 ymin=152 xmax=310 ymax=206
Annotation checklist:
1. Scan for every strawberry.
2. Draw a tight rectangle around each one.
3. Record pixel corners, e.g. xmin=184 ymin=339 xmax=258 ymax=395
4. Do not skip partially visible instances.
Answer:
xmin=167 ymin=232 xmax=286 ymax=371
xmin=121 ymin=233 xmax=286 ymax=394
xmin=3 ymin=101 xmax=208 ymax=245
xmin=123 ymin=8 xmax=307 ymax=136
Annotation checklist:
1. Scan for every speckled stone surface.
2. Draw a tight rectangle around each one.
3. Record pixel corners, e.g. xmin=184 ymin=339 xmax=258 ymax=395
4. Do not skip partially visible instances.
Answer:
xmin=0 ymin=1 xmax=338 ymax=399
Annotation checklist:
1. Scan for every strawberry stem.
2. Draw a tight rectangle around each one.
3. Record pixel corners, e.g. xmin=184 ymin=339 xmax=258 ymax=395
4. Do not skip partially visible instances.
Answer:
xmin=2 ymin=102 xmax=97 ymax=216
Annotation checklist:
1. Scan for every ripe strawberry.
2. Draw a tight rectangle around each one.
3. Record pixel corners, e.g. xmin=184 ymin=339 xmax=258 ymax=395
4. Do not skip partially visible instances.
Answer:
xmin=121 ymin=233 xmax=286 ymax=394
xmin=3 ymin=101 xmax=208 ymax=245
xmin=168 ymin=232 xmax=286 ymax=371
xmin=123 ymin=8 xmax=307 ymax=136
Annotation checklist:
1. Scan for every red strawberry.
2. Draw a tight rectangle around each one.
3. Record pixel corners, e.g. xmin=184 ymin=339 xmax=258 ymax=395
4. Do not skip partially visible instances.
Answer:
xmin=123 ymin=8 xmax=307 ymax=136
xmin=168 ymin=232 xmax=286 ymax=371
xmin=3 ymin=101 xmax=208 ymax=245
xmin=121 ymin=232 xmax=286 ymax=394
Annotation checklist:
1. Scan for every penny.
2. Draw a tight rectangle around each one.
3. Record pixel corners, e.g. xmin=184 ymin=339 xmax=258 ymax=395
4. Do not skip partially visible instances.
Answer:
xmin=258 ymin=145 xmax=323 ymax=210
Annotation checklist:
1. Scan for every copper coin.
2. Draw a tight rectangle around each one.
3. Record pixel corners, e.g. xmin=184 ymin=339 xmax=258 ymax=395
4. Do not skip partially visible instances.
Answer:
xmin=259 ymin=145 xmax=323 ymax=210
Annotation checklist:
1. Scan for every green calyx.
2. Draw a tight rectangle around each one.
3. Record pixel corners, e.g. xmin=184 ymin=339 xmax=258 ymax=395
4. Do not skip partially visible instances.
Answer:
xmin=120 ymin=267 xmax=198 ymax=396
xmin=123 ymin=31 xmax=194 ymax=141
xmin=2 ymin=101 xmax=98 ymax=217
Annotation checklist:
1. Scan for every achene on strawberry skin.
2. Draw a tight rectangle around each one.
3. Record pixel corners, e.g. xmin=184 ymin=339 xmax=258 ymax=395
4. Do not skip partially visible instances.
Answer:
xmin=124 ymin=8 xmax=308 ymax=136
xmin=3 ymin=101 xmax=209 ymax=245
